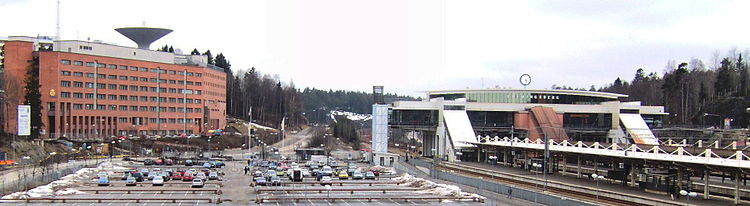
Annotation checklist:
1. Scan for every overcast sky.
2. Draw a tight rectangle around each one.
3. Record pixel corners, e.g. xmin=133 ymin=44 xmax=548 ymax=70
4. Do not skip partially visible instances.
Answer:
xmin=2 ymin=0 xmax=749 ymax=97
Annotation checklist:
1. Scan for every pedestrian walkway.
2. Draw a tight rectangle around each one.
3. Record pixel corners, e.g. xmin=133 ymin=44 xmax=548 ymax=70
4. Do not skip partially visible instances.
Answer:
xmin=219 ymin=161 xmax=255 ymax=204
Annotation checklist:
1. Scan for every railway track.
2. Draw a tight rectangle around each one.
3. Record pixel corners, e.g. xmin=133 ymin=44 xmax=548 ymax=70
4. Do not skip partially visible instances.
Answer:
xmin=438 ymin=162 xmax=676 ymax=206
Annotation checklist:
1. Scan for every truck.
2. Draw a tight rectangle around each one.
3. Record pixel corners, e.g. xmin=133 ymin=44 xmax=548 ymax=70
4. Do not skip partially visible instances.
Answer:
xmin=291 ymin=168 xmax=303 ymax=182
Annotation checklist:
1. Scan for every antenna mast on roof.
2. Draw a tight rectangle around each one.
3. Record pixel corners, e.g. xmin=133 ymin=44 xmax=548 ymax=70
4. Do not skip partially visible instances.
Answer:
xmin=56 ymin=0 xmax=61 ymax=40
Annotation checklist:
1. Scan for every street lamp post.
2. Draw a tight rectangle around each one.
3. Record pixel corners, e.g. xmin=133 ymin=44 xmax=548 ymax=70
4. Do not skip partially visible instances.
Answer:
xmin=592 ymin=174 xmax=605 ymax=203
xmin=532 ymin=162 xmax=542 ymax=204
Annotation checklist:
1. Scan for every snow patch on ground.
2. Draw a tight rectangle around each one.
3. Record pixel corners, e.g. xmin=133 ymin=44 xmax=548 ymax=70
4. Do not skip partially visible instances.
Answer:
xmin=246 ymin=122 xmax=277 ymax=131
xmin=368 ymin=165 xmax=396 ymax=175
xmin=1 ymin=161 xmax=119 ymax=199
xmin=330 ymin=110 xmax=372 ymax=122
xmin=395 ymin=173 xmax=485 ymax=200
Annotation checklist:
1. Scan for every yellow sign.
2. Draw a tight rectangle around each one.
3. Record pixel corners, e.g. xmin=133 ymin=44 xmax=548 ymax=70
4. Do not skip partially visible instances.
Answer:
xmin=49 ymin=89 xmax=56 ymax=97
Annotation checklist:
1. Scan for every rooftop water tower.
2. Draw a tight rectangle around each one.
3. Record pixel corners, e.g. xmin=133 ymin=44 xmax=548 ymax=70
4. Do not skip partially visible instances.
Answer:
xmin=115 ymin=27 xmax=172 ymax=50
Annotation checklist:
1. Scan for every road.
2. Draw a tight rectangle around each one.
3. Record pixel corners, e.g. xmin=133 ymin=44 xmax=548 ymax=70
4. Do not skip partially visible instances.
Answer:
xmin=272 ymin=127 xmax=316 ymax=158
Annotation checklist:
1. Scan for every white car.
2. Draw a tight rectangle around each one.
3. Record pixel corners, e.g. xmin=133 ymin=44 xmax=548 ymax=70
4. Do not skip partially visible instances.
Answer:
xmin=320 ymin=176 xmax=332 ymax=186
xmin=191 ymin=179 xmax=204 ymax=188
xmin=152 ymin=176 xmax=164 ymax=186
xmin=195 ymin=173 xmax=207 ymax=181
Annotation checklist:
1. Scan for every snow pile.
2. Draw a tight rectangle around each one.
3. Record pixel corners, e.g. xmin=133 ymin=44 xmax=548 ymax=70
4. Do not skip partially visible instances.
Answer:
xmin=395 ymin=173 xmax=485 ymax=200
xmin=246 ymin=122 xmax=277 ymax=131
xmin=330 ymin=110 xmax=372 ymax=122
xmin=369 ymin=165 xmax=396 ymax=175
xmin=1 ymin=161 xmax=118 ymax=199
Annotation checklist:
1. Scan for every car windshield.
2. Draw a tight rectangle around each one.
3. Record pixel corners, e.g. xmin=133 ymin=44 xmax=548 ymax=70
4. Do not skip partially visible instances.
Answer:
xmin=154 ymin=176 xmax=163 ymax=180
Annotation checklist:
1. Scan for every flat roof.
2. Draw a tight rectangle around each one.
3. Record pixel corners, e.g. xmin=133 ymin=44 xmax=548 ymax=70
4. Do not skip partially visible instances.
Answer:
xmin=426 ymin=89 xmax=628 ymax=99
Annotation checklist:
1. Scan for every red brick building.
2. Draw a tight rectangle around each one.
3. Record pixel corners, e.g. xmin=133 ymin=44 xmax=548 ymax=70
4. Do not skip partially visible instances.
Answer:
xmin=0 ymin=36 xmax=227 ymax=140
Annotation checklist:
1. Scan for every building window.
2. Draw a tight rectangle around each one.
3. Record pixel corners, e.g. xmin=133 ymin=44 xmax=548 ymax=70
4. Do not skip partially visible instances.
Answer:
xmin=159 ymin=88 xmax=167 ymax=93
xmin=73 ymin=93 xmax=83 ymax=98
xmin=177 ymin=107 xmax=184 ymax=113
xmin=159 ymin=97 xmax=166 ymax=102
xmin=85 ymin=104 xmax=94 ymax=110
xmin=73 ymin=61 xmax=83 ymax=66
xmin=139 ymin=67 xmax=148 ymax=72
xmin=140 ymin=77 xmax=148 ymax=82
xmin=96 ymin=105 xmax=106 ymax=110
xmin=73 ymin=104 xmax=83 ymax=110
xmin=159 ymin=107 xmax=166 ymax=112
xmin=129 ymin=85 xmax=138 ymax=91
xmin=195 ymin=108 xmax=202 ymax=113
xmin=60 ymin=81 xmax=71 ymax=87
xmin=140 ymin=96 xmax=148 ymax=102
xmin=169 ymin=80 xmax=176 ymax=84
xmin=140 ymin=86 xmax=148 ymax=92
xmin=150 ymin=68 xmax=158 ymax=73
xmin=73 ymin=72 xmax=83 ymax=77
xmin=129 ymin=66 xmax=138 ymax=71
xmin=150 ymin=106 xmax=157 ymax=112
xmin=177 ymin=71 xmax=185 ymax=76
xmin=60 ymin=59 xmax=71 ymax=65
xmin=149 ymin=118 xmax=157 ymax=123
xmin=178 ymin=80 xmax=184 ymax=85
xmin=96 ymin=63 xmax=106 ymax=68
xmin=61 ymin=71 xmax=71 ymax=76
xmin=119 ymin=85 xmax=128 ymax=90
xmin=150 ymin=87 xmax=157 ymax=92
xmin=168 ymin=70 xmax=176 ymax=75
xmin=186 ymin=72 xmax=194 ymax=76
xmin=97 ymin=83 xmax=105 ymax=89
xmin=109 ymin=105 xmax=117 ymax=110
xmin=85 ymin=82 xmax=94 ymax=88
xmin=195 ymin=73 xmax=202 ymax=77
xmin=130 ymin=76 xmax=138 ymax=81
xmin=97 ymin=94 xmax=105 ymax=99
xmin=108 ymin=75 xmax=116 ymax=79
xmin=150 ymin=78 xmax=158 ymax=83
xmin=139 ymin=106 xmax=148 ymax=111
xmin=195 ymin=99 xmax=201 ymax=104
xmin=119 ymin=65 xmax=128 ymax=70
xmin=108 ymin=94 xmax=117 ymax=100
xmin=169 ymin=98 xmax=176 ymax=103
xmin=169 ymin=88 xmax=176 ymax=93
xmin=85 ymin=62 xmax=95 ymax=67
xmin=119 ymin=117 xmax=128 ymax=123
xmin=119 ymin=105 xmax=127 ymax=111
xmin=85 ymin=93 xmax=94 ymax=99
xmin=186 ymin=81 xmax=194 ymax=85
xmin=119 ymin=95 xmax=127 ymax=101
xmin=186 ymin=108 xmax=193 ymax=113
xmin=108 ymin=84 xmax=117 ymax=90
xmin=108 ymin=64 xmax=117 ymax=69
xmin=150 ymin=96 xmax=157 ymax=102
xmin=178 ymin=98 xmax=184 ymax=103
xmin=130 ymin=106 xmax=137 ymax=111
xmin=196 ymin=90 xmax=202 ymax=95
xmin=85 ymin=73 xmax=94 ymax=78
xmin=73 ymin=81 xmax=83 ymax=88
xmin=186 ymin=98 xmax=193 ymax=103
xmin=60 ymin=92 xmax=70 ymax=98
xmin=129 ymin=96 xmax=137 ymax=101
xmin=97 ymin=73 xmax=105 ymax=78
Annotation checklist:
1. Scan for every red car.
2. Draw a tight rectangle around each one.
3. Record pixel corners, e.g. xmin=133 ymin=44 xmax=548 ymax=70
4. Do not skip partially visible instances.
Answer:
xmin=171 ymin=172 xmax=183 ymax=180
xmin=368 ymin=169 xmax=380 ymax=176
xmin=165 ymin=159 xmax=174 ymax=165
xmin=182 ymin=174 xmax=194 ymax=181
xmin=155 ymin=159 xmax=164 ymax=165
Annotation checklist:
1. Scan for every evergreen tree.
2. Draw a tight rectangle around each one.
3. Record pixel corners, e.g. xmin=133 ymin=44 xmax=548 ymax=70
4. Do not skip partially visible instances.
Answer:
xmin=203 ymin=50 xmax=214 ymax=65
xmin=191 ymin=48 xmax=200 ymax=55
xmin=23 ymin=58 xmax=42 ymax=139
xmin=715 ymin=58 xmax=736 ymax=96
xmin=168 ymin=46 xmax=174 ymax=53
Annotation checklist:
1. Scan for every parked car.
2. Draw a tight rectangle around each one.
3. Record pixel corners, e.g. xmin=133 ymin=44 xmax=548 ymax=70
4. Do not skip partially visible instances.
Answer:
xmin=352 ymin=171 xmax=363 ymax=180
xmin=147 ymin=173 xmax=156 ymax=180
xmin=365 ymin=171 xmax=376 ymax=180
xmin=140 ymin=168 xmax=149 ymax=176
xmin=254 ymin=177 xmax=267 ymax=186
xmin=203 ymin=162 xmax=211 ymax=168
xmin=254 ymin=170 xmax=263 ymax=177
xmin=338 ymin=172 xmax=349 ymax=180
xmin=152 ymin=176 xmax=164 ymax=186
xmin=208 ymin=172 xmax=219 ymax=180
xmin=319 ymin=176 xmax=332 ymax=186
xmin=368 ymin=169 xmax=380 ymax=176
xmin=165 ymin=159 xmax=174 ymax=165
xmin=160 ymin=172 xmax=171 ymax=181
xmin=131 ymin=172 xmax=145 ymax=182
xmin=321 ymin=166 xmax=333 ymax=176
xmin=171 ymin=172 xmax=183 ymax=180
xmin=195 ymin=173 xmax=207 ymax=181
xmin=191 ymin=179 xmax=204 ymax=188
xmin=155 ymin=159 xmax=164 ymax=165
xmin=97 ymin=177 xmax=110 ymax=186
xmin=270 ymin=176 xmax=281 ymax=186
xmin=125 ymin=176 xmax=137 ymax=186
xmin=182 ymin=174 xmax=194 ymax=181
xmin=144 ymin=159 xmax=155 ymax=165
xmin=184 ymin=160 xmax=194 ymax=166
xmin=121 ymin=173 xmax=131 ymax=180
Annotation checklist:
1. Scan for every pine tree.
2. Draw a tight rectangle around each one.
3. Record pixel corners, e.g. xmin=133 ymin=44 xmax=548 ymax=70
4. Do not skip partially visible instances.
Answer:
xmin=23 ymin=58 xmax=42 ymax=139
xmin=191 ymin=48 xmax=200 ymax=55
xmin=203 ymin=50 xmax=214 ymax=65
xmin=168 ymin=46 xmax=174 ymax=53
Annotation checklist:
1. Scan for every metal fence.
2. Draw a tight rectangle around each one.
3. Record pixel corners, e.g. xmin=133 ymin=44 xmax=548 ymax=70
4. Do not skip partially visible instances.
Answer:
xmin=0 ymin=162 xmax=91 ymax=196
xmin=404 ymin=157 xmax=593 ymax=206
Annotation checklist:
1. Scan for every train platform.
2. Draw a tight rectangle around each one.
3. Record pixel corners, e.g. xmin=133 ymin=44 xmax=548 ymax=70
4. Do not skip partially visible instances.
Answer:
xmin=455 ymin=161 xmax=735 ymax=206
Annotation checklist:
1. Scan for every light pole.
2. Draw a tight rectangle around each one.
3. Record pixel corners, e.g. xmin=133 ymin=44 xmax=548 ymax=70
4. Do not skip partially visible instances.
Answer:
xmin=679 ymin=190 xmax=698 ymax=206
xmin=592 ymin=173 xmax=605 ymax=203
xmin=532 ymin=162 xmax=541 ymax=204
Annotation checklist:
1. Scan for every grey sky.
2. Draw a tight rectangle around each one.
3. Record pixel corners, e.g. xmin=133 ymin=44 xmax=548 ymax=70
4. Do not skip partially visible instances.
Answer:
xmin=2 ymin=0 xmax=749 ymax=97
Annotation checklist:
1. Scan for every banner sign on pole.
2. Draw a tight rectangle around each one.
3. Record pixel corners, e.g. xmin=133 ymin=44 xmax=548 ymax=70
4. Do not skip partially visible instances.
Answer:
xmin=17 ymin=105 xmax=31 ymax=136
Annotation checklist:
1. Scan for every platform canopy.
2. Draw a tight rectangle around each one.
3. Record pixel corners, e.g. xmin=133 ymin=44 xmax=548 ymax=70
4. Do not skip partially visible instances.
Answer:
xmin=619 ymin=113 xmax=659 ymax=145
xmin=443 ymin=110 xmax=478 ymax=148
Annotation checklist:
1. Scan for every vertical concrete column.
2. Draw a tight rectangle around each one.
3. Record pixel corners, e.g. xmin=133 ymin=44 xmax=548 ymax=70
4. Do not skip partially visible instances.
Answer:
xmin=629 ymin=163 xmax=637 ymax=188
xmin=704 ymin=170 xmax=710 ymax=200
xmin=736 ymin=172 xmax=741 ymax=205
xmin=562 ymin=156 xmax=567 ymax=176
xmin=576 ymin=155 xmax=582 ymax=178
xmin=677 ymin=169 xmax=683 ymax=191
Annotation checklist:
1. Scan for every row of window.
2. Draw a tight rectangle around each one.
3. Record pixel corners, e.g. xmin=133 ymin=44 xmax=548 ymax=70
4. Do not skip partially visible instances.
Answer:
xmin=60 ymin=59 xmax=203 ymax=77
xmin=67 ymin=103 xmax=203 ymax=113
xmin=117 ymin=117 xmax=196 ymax=124
xmin=59 ymin=92 xmax=203 ymax=104
xmin=59 ymin=81 xmax=202 ymax=95
xmin=60 ymin=71 xmax=204 ymax=86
